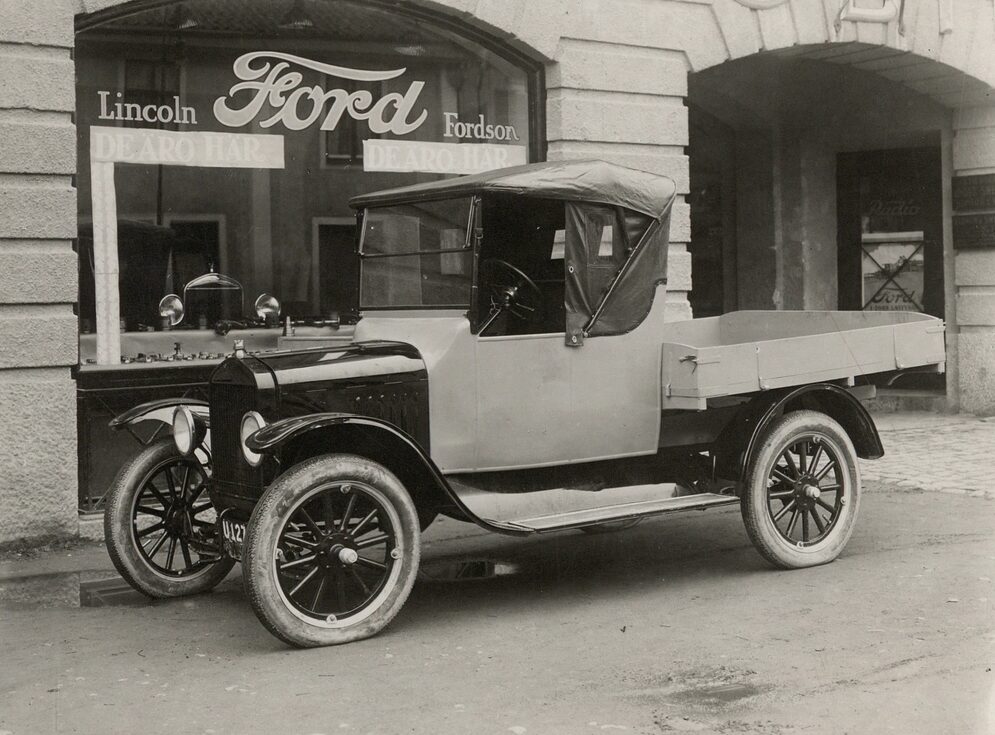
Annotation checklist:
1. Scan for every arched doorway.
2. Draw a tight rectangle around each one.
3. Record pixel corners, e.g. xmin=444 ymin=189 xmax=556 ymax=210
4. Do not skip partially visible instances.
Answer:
xmin=686 ymin=44 xmax=990 ymax=397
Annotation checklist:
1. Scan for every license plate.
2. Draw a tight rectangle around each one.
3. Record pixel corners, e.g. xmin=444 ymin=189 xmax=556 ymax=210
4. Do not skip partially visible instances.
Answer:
xmin=219 ymin=512 xmax=246 ymax=562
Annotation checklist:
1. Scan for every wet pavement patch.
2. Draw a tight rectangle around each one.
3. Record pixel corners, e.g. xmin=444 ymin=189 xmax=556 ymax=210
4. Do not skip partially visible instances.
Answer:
xmin=0 ymin=572 xmax=148 ymax=608
xmin=418 ymin=559 xmax=520 ymax=582
xmin=79 ymin=577 xmax=151 ymax=607
xmin=669 ymin=682 xmax=762 ymax=705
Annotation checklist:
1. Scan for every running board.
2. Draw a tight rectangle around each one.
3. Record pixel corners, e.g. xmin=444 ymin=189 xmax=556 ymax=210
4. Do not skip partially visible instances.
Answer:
xmin=502 ymin=493 xmax=739 ymax=533
xmin=447 ymin=476 xmax=739 ymax=534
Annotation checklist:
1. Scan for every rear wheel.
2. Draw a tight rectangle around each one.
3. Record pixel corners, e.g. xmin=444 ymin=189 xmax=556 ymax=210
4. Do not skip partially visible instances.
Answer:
xmin=741 ymin=410 xmax=860 ymax=569
xmin=243 ymin=454 xmax=420 ymax=648
xmin=104 ymin=439 xmax=234 ymax=598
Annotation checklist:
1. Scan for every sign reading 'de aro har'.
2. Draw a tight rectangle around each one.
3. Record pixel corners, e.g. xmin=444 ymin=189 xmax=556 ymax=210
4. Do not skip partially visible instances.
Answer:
xmin=96 ymin=51 xmax=526 ymax=175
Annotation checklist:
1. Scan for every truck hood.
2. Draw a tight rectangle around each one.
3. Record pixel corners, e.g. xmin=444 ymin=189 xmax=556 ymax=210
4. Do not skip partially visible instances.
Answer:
xmin=248 ymin=340 xmax=427 ymax=388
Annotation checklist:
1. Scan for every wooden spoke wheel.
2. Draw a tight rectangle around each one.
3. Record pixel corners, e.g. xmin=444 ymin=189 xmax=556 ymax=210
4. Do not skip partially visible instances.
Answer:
xmin=243 ymin=454 xmax=420 ymax=648
xmin=104 ymin=439 xmax=233 ymax=598
xmin=741 ymin=411 xmax=861 ymax=569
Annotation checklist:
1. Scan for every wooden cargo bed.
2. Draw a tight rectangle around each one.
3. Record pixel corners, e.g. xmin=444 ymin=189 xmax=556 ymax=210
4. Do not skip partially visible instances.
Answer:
xmin=660 ymin=311 xmax=946 ymax=410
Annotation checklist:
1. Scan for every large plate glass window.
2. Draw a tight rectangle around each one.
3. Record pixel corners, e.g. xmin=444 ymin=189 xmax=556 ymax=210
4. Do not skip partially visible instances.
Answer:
xmin=75 ymin=0 xmax=539 ymax=361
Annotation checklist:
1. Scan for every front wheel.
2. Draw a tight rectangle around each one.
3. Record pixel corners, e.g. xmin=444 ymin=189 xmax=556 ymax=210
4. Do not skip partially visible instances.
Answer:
xmin=104 ymin=439 xmax=234 ymax=598
xmin=741 ymin=410 xmax=861 ymax=569
xmin=243 ymin=454 xmax=421 ymax=648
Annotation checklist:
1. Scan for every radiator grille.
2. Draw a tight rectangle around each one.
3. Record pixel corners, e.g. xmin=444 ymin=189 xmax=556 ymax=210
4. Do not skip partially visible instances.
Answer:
xmin=209 ymin=381 xmax=263 ymax=491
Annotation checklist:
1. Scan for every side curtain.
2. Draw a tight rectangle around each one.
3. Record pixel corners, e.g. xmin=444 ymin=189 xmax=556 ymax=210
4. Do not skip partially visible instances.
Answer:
xmin=564 ymin=202 xmax=669 ymax=345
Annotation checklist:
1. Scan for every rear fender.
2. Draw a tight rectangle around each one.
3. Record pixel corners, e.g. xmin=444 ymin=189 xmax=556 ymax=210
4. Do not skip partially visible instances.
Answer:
xmin=718 ymin=384 xmax=883 ymax=481
xmin=247 ymin=414 xmax=527 ymax=536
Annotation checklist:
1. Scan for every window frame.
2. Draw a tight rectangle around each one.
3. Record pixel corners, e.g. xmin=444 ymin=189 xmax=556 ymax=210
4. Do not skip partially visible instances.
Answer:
xmin=357 ymin=195 xmax=477 ymax=311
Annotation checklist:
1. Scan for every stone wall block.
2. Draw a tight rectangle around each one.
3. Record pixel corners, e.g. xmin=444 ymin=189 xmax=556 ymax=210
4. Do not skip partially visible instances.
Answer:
xmin=0 ymin=0 xmax=75 ymax=48
xmin=670 ymin=199 xmax=690 ymax=243
xmin=953 ymin=127 xmax=995 ymax=172
xmin=473 ymin=0 xmax=525 ymax=39
xmin=909 ymin=0 xmax=943 ymax=63
xmin=956 ymin=291 xmax=995 ymax=326
xmin=963 ymin=7 xmax=995 ymax=89
xmin=958 ymin=329 xmax=995 ymax=415
xmin=550 ymin=40 xmax=687 ymax=96
xmin=712 ymin=0 xmax=763 ymax=60
xmin=0 ymin=50 xmax=74 ymax=112
xmin=516 ymin=0 xmax=568 ymax=60
xmin=0 ymin=374 xmax=77 ymax=546
xmin=789 ymin=0 xmax=829 ymax=45
xmin=0 ymin=250 xmax=77 ymax=304
xmin=0 ymin=121 xmax=76 ymax=174
xmin=0 ymin=185 xmax=77 ymax=239
xmin=954 ymin=105 xmax=995 ymax=131
xmin=757 ymin=4 xmax=797 ymax=51
xmin=0 ymin=311 xmax=78 ymax=368
xmin=547 ymin=89 xmax=688 ymax=146
xmin=563 ymin=1 xmax=727 ymax=72
xmin=938 ymin=0 xmax=986 ymax=76
xmin=668 ymin=248 xmax=692 ymax=291
xmin=664 ymin=292 xmax=693 ymax=323
xmin=547 ymin=142 xmax=689 ymax=192
xmin=955 ymin=250 xmax=995 ymax=287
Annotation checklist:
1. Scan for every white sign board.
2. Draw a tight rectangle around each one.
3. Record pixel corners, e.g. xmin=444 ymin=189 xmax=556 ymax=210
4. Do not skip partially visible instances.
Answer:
xmin=90 ymin=126 xmax=284 ymax=168
xmin=363 ymin=139 xmax=527 ymax=175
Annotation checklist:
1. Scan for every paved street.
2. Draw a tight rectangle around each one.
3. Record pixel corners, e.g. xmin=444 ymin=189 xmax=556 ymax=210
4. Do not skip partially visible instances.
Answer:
xmin=1 ymin=412 xmax=993 ymax=735
xmin=860 ymin=413 xmax=995 ymax=499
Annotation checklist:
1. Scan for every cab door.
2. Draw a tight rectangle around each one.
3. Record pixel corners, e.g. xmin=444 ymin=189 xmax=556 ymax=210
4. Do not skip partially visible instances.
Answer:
xmin=471 ymin=202 xmax=660 ymax=471
xmin=474 ymin=332 xmax=572 ymax=469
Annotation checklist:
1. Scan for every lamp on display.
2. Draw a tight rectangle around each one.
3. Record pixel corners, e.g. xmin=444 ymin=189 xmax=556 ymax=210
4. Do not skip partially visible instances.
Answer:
xmin=158 ymin=294 xmax=185 ymax=329
xmin=254 ymin=293 xmax=282 ymax=327
xmin=278 ymin=0 xmax=315 ymax=30
xmin=169 ymin=3 xmax=199 ymax=31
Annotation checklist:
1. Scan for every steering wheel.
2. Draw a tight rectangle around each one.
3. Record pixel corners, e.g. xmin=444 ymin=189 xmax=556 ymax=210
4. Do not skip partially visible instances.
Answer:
xmin=479 ymin=258 xmax=544 ymax=324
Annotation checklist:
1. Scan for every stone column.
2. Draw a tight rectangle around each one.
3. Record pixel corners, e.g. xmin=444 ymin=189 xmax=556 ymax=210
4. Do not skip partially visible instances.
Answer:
xmin=0 ymin=0 xmax=79 ymax=544
xmin=952 ymin=105 xmax=995 ymax=414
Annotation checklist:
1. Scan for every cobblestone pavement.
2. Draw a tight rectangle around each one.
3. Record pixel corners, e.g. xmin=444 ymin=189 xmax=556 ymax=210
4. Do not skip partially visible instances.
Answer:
xmin=861 ymin=411 xmax=995 ymax=498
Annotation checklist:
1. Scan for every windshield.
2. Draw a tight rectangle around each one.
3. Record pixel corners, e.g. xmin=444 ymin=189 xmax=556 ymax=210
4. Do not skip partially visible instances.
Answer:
xmin=360 ymin=198 xmax=474 ymax=309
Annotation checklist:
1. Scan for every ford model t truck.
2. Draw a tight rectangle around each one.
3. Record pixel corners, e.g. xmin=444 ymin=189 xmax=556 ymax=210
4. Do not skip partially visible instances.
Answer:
xmin=104 ymin=161 xmax=946 ymax=647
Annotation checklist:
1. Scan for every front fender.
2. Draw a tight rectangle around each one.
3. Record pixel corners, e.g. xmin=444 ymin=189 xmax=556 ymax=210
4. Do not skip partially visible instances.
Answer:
xmin=246 ymin=413 xmax=528 ymax=536
xmin=109 ymin=397 xmax=209 ymax=430
xmin=245 ymin=413 xmax=395 ymax=454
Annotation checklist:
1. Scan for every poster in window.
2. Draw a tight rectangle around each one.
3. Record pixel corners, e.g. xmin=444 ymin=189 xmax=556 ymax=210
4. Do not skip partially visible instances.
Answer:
xmin=861 ymin=233 xmax=925 ymax=312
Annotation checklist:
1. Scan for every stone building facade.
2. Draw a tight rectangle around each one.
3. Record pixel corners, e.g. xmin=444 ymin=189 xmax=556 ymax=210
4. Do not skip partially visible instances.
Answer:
xmin=1 ymin=0 xmax=994 ymax=544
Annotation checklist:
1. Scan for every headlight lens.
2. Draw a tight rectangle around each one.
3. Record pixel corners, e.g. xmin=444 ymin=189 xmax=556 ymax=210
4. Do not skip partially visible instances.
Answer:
xmin=240 ymin=411 xmax=266 ymax=466
xmin=172 ymin=406 xmax=196 ymax=455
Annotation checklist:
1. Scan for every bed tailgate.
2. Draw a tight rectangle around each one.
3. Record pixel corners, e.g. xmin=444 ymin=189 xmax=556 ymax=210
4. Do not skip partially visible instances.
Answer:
xmin=660 ymin=311 xmax=946 ymax=410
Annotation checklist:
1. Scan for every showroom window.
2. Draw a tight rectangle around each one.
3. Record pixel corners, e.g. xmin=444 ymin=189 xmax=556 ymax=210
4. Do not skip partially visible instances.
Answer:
xmin=75 ymin=0 xmax=541 ymax=364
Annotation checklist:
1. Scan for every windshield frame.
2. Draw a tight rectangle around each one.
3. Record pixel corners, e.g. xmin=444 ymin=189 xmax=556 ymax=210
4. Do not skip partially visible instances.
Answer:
xmin=358 ymin=196 xmax=478 ymax=312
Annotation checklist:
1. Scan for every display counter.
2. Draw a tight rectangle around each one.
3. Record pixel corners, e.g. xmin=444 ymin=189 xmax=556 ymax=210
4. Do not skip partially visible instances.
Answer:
xmin=75 ymin=324 xmax=355 ymax=511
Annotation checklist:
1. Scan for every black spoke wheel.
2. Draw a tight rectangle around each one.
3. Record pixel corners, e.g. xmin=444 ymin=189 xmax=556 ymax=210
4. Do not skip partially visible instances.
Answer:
xmin=105 ymin=439 xmax=234 ymax=598
xmin=741 ymin=410 xmax=860 ymax=569
xmin=243 ymin=454 xmax=420 ymax=648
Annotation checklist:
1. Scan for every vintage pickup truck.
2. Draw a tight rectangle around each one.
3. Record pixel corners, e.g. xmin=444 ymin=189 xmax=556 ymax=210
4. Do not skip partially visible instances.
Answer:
xmin=103 ymin=161 xmax=946 ymax=647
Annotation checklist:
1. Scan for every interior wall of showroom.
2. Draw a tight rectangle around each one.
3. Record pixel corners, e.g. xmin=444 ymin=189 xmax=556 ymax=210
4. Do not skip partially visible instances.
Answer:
xmin=1 ymin=0 xmax=994 ymax=543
